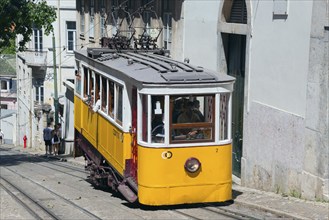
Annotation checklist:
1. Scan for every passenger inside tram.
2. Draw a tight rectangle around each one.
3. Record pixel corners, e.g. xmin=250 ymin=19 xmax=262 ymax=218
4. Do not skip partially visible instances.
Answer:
xmin=193 ymin=100 xmax=205 ymax=122
xmin=172 ymin=99 xmax=185 ymax=123
xmin=171 ymin=95 xmax=213 ymax=141
xmin=177 ymin=101 xmax=201 ymax=124
xmin=93 ymin=92 xmax=101 ymax=112
xmin=173 ymin=101 xmax=204 ymax=140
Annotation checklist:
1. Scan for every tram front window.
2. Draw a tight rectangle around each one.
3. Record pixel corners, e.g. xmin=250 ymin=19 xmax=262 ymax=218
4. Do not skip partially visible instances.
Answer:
xmin=171 ymin=95 xmax=214 ymax=143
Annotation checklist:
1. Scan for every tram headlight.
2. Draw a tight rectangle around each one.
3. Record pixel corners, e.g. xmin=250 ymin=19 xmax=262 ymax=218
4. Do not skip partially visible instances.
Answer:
xmin=184 ymin=157 xmax=201 ymax=173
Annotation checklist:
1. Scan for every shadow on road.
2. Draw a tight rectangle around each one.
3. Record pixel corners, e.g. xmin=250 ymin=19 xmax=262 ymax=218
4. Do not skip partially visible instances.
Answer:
xmin=0 ymin=146 xmax=57 ymax=166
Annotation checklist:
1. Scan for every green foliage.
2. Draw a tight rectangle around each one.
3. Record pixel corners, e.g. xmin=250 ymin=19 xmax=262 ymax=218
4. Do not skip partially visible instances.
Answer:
xmin=0 ymin=0 xmax=56 ymax=52
xmin=1 ymin=39 xmax=16 ymax=54
xmin=289 ymin=189 xmax=302 ymax=199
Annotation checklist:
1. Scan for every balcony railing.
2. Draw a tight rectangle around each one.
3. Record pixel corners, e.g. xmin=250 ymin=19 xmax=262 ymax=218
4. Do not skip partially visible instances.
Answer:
xmin=20 ymin=50 xmax=47 ymax=66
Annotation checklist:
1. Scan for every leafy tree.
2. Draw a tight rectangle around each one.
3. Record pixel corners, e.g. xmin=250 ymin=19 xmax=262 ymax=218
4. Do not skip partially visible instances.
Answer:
xmin=0 ymin=0 xmax=56 ymax=53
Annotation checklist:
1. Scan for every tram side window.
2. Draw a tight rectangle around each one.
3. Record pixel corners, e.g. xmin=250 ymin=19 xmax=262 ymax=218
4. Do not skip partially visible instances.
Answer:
xmin=101 ymin=77 xmax=107 ymax=113
xmin=151 ymin=96 xmax=165 ymax=143
xmin=219 ymin=93 xmax=229 ymax=140
xmin=141 ymin=94 xmax=148 ymax=142
xmin=108 ymin=81 xmax=114 ymax=118
xmin=95 ymin=74 xmax=100 ymax=99
xmin=116 ymin=84 xmax=123 ymax=125
xmin=82 ymin=67 xmax=94 ymax=104
xmin=91 ymin=73 xmax=101 ymax=112
xmin=90 ymin=72 xmax=94 ymax=102
xmin=170 ymin=95 xmax=214 ymax=143
xmin=82 ymin=69 xmax=95 ymax=106
xmin=75 ymin=69 xmax=81 ymax=95
xmin=83 ymin=67 xmax=88 ymax=98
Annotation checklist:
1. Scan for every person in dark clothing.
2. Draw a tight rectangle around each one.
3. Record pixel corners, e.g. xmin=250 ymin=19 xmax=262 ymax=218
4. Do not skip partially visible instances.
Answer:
xmin=193 ymin=100 xmax=205 ymax=122
xmin=172 ymin=99 xmax=184 ymax=123
xmin=43 ymin=122 xmax=53 ymax=155
xmin=152 ymin=114 xmax=164 ymax=135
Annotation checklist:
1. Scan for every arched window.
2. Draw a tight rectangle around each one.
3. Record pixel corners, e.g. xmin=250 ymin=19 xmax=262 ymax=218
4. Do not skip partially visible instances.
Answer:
xmin=222 ymin=0 xmax=247 ymax=24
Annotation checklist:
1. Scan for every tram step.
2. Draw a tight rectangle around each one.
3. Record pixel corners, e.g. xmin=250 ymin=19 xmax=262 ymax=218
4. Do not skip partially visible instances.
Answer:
xmin=126 ymin=177 xmax=138 ymax=192
xmin=117 ymin=184 xmax=137 ymax=203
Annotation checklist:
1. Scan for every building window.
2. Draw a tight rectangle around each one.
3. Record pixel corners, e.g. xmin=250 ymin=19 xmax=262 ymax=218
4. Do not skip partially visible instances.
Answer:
xmin=1 ymin=80 xmax=9 ymax=91
xmin=67 ymin=21 xmax=76 ymax=52
xmin=35 ymin=84 xmax=44 ymax=103
xmin=33 ymin=29 xmax=43 ymax=52
xmin=80 ymin=0 xmax=85 ymax=34
xmin=89 ymin=0 xmax=95 ymax=38
xmin=273 ymin=0 xmax=288 ymax=20
xmin=0 ymin=104 xmax=8 ymax=109
xmin=100 ymin=0 xmax=106 ymax=38
xmin=143 ymin=11 xmax=151 ymax=35
xmin=111 ymin=1 xmax=119 ymax=35
xmin=228 ymin=0 xmax=247 ymax=24
xmin=163 ymin=13 xmax=172 ymax=50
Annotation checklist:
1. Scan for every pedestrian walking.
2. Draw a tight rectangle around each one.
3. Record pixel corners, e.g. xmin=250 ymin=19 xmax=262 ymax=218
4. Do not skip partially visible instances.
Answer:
xmin=0 ymin=129 xmax=4 ymax=144
xmin=43 ymin=122 xmax=53 ymax=155
xmin=52 ymin=125 xmax=61 ymax=156
xmin=57 ymin=123 xmax=63 ymax=154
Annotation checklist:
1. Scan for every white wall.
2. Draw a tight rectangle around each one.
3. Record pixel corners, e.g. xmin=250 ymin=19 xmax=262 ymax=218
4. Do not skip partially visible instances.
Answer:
xmin=16 ymin=0 xmax=76 ymax=149
xmin=0 ymin=110 xmax=16 ymax=145
xmin=242 ymin=0 xmax=328 ymax=200
xmin=249 ymin=1 xmax=313 ymax=117
xmin=179 ymin=0 xmax=220 ymax=70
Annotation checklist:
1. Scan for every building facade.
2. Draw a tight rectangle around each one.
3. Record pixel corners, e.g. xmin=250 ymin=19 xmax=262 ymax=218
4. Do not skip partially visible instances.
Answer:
xmin=76 ymin=0 xmax=328 ymax=201
xmin=16 ymin=0 xmax=76 ymax=149
xmin=0 ymin=54 xmax=17 ymax=145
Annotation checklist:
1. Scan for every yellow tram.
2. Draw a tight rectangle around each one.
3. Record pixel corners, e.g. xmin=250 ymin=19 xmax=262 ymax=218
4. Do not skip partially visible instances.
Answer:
xmin=74 ymin=47 xmax=235 ymax=206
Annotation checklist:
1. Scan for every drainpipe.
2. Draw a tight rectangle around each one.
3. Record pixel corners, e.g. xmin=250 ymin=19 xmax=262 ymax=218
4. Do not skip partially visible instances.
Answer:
xmin=29 ymin=67 xmax=33 ymax=148
xmin=57 ymin=0 xmax=62 ymax=93
xmin=52 ymin=32 xmax=59 ymax=125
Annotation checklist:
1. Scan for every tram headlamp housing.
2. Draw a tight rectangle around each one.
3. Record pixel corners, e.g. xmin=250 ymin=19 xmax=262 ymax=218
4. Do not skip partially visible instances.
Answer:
xmin=184 ymin=157 xmax=201 ymax=173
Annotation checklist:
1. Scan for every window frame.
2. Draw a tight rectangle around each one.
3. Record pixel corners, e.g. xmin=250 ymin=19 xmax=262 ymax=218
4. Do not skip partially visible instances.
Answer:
xmin=81 ymin=65 xmax=125 ymax=129
xmin=163 ymin=12 xmax=172 ymax=50
xmin=66 ymin=21 xmax=76 ymax=52
xmin=35 ymin=83 xmax=44 ymax=103
xmin=137 ymin=90 xmax=232 ymax=147
xmin=80 ymin=0 xmax=85 ymax=35
xmin=0 ymin=80 xmax=9 ymax=92
xmin=33 ymin=28 xmax=43 ymax=52
xmin=100 ymin=0 xmax=106 ymax=38
xmin=89 ymin=0 xmax=95 ymax=38
xmin=169 ymin=94 xmax=215 ymax=144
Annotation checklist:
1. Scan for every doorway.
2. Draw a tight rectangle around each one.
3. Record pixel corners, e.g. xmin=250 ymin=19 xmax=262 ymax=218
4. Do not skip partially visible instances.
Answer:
xmin=225 ymin=34 xmax=246 ymax=177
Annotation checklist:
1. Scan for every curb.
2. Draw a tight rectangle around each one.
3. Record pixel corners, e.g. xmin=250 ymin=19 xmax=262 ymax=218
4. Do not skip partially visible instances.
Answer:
xmin=233 ymin=200 xmax=308 ymax=220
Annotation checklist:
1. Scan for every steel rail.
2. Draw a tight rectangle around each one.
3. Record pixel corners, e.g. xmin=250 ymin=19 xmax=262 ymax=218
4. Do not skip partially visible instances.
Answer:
xmin=0 ymin=176 xmax=59 ymax=220
xmin=3 ymin=166 xmax=103 ymax=220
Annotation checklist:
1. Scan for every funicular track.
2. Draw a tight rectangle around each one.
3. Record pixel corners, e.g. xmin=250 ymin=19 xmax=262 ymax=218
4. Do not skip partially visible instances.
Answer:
xmin=0 ymin=176 xmax=59 ymax=220
xmin=1 ymin=167 xmax=102 ymax=220
xmin=172 ymin=203 xmax=261 ymax=220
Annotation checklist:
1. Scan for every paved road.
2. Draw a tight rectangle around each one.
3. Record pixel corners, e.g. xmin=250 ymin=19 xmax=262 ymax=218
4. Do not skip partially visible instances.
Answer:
xmin=1 ymin=144 xmax=328 ymax=220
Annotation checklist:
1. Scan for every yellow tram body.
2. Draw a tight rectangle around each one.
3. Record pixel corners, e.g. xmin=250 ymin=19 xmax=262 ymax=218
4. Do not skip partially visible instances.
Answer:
xmin=74 ymin=48 xmax=235 ymax=206
xmin=74 ymin=96 xmax=132 ymax=175
xmin=138 ymin=144 xmax=232 ymax=205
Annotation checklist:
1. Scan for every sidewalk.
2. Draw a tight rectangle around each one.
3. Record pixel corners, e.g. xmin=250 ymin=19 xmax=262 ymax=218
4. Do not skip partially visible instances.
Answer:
xmin=232 ymin=184 xmax=328 ymax=219
xmin=3 ymin=144 xmax=329 ymax=219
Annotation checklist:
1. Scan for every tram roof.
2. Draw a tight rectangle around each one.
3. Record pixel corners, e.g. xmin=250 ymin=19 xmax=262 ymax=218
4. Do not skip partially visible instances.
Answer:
xmin=75 ymin=48 xmax=235 ymax=85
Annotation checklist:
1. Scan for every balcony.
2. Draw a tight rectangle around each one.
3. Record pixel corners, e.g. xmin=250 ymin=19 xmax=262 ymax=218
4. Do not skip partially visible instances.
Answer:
xmin=19 ymin=50 xmax=47 ymax=67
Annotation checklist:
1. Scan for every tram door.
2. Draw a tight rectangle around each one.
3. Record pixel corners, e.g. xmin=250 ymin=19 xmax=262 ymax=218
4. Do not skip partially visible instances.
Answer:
xmin=224 ymin=33 xmax=246 ymax=177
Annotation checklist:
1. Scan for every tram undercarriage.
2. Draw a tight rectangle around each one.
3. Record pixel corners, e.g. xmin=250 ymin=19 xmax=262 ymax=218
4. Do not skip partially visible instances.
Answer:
xmin=74 ymin=130 xmax=138 ymax=203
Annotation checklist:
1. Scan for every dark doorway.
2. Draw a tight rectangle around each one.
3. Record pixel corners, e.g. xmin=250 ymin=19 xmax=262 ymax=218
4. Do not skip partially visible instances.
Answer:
xmin=222 ymin=33 xmax=246 ymax=177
